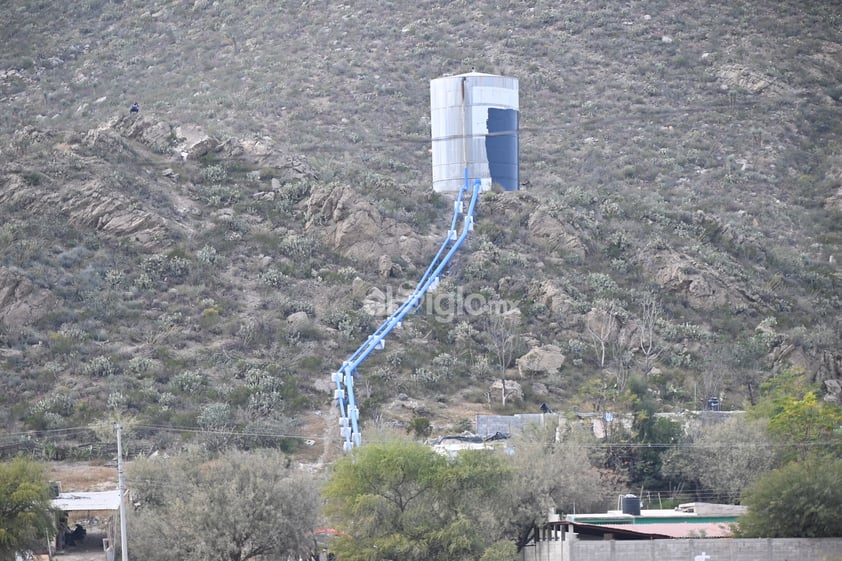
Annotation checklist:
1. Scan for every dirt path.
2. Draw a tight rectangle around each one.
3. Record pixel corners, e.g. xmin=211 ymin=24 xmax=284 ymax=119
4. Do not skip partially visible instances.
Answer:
xmin=54 ymin=530 xmax=110 ymax=561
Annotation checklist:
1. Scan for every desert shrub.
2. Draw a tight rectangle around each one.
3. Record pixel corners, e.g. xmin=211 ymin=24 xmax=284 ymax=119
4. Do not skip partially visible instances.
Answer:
xmin=567 ymin=338 xmax=588 ymax=357
xmin=171 ymin=370 xmax=207 ymax=394
xmin=319 ymin=266 xmax=358 ymax=284
xmin=658 ymin=320 xmax=707 ymax=342
xmin=244 ymin=369 xmax=285 ymax=417
xmin=201 ymin=184 xmax=241 ymax=207
xmin=274 ymin=180 xmax=312 ymax=213
xmin=196 ymin=244 xmax=218 ymax=264
xmin=197 ymin=402 xmax=232 ymax=430
xmin=127 ymin=357 xmax=159 ymax=377
xmin=141 ymin=253 xmax=191 ymax=283
xmin=298 ymin=355 xmax=323 ymax=372
xmin=277 ymin=299 xmax=316 ymax=317
xmin=26 ymin=394 xmax=76 ymax=429
xmin=431 ymin=352 xmax=457 ymax=378
xmin=29 ymin=394 xmax=75 ymax=418
xmin=259 ymin=268 xmax=288 ymax=288
xmin=562 ymin=185 xmax=598 ymax=207
xmin=239 ymin=418 xmax=302 ymax=451
xmin=323 ymin=308 xmax=373 ymax=339
xmin=133 ymin=273 xmax=154 ymax=289
xmin=48 ymin=326 xmax=88 ymax=354
xmin=475 ymin=221 xmax=511 ymax=245
xmin=196 ymin=402 xmax=234 ymax=451
xmin=587 ymin=272 xmax=619 ymax=296
xmin=84 ymin=356 xmax=120 ymax=377
xmin=278 ymin=234 xmax=320 ymax=260
xmin=201 ymin=163 xmax=228 ymax=183
xmin=106 ymin=392 xmax=127 ymax=410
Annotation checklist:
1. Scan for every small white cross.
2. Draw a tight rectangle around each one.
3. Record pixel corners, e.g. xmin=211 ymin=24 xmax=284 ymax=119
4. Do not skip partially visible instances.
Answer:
xmin=694 ymin=553 xmax=711 ymax=561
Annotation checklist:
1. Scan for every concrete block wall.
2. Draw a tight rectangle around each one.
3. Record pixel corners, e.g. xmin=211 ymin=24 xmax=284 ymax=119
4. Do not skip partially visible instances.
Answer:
xmin=476 ymin=413 xmax=546 ymax=436
xmin=523 ymin=538 xmax=842 ymax=561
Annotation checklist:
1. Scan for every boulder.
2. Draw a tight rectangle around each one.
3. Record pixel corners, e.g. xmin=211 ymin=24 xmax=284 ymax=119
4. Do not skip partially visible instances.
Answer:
xmin=490 ymin=379 xmax=523 ymax=402
xmin=377 ymin=255 xmax=402 ymax=279
xmin=824 ymin=379 xmax=842 ymax=404
xmin=517 ymin=345 xmax=566 ymax=376
xmin=529 ymin=280 xmax=574 ymax=314
xmin=0 ymin=267 xmax=57 ymax=328
xmin=286 ymin=311 xmax=312 ymax=334
xmin=361 ymin=286 xmax=388 ymax=317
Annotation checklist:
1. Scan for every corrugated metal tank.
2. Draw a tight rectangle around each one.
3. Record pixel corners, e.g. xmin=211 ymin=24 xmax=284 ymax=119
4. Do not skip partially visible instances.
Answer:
xmin=430 ymin=72 xmax=519 ymax=193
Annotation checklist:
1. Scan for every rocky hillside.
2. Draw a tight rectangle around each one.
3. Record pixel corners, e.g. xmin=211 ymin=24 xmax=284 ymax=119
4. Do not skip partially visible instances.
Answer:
xmin=1 ymin=0 xmax=840 ymax=459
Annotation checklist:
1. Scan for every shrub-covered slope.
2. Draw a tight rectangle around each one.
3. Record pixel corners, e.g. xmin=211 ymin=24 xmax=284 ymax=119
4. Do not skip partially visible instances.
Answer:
xmin=0 ymin=0 xmax=840 ymax=457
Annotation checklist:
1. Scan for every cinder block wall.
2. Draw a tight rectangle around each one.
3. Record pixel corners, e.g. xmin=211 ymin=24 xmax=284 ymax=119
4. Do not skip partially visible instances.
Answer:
xmin=523 ymin=537 xmax=842 ymax=561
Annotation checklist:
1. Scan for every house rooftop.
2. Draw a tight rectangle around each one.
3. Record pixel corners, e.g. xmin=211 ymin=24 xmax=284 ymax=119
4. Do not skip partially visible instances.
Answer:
xmin=52 ymin=490 xmax=121 ymax=512
xmin=551 ymin=520 xmax=735 ymax=539
xmin=565 ymin=502 xmax=746 ymax=526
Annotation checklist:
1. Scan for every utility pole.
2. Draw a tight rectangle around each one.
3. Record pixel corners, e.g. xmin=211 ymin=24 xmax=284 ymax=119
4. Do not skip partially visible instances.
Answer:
xmin=116 ymin=424 xmax=129 ymax=561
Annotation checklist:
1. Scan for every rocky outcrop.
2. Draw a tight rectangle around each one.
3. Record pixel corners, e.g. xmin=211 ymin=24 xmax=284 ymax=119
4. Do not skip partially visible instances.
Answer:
xmin=0 ymin=173 xmax=172 ymax=247
xmin=641 ymin=249 xmax=756 ymax=311
xmin=528 ymin=279 xmax=574 ymax=315
xmin=110 ymin=113 xmax=178 ymax=152
xmin=90 ymin=115 xmax=318 ymax=187
xmin=824 ymin=379 xmax=842 ymax=404
xmin=715 ymin=63 xmax=797 ymax=97
xmin=527 ymin=207 xmax=588 ymax=260
xmin=817 ymin=350 xmax=842 ymax=388
xmin=305 ymin=182 xmax=422 ymax=263
xmin=0 ymin=267 xmax=57 ymax=328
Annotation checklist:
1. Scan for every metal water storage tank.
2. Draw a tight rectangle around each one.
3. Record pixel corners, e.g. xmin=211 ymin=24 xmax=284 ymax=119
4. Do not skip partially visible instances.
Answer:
xmin=430 ymin=72 xmax=519 ymax=193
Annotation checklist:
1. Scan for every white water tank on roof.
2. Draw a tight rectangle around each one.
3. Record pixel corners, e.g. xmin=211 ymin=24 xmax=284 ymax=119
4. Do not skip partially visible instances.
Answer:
xmin=430 ymin=72 xmax=519 ymax=193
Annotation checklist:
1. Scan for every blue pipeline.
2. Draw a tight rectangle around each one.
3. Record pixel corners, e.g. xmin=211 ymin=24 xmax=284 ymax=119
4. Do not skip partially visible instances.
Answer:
xmin=333 ymin=170 xmax=481 ymax=451
xmin=340 ymin=176 xmax=469 ymax=367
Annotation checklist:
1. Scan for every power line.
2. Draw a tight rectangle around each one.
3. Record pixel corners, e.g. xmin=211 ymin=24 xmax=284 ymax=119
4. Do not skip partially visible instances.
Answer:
xmin=2 ymin=421 xmax=839 ymax=450
xmin=3 ymin=97 xmax=800 ymax=170
xmin=0 ymin=426 xmax=94 ymax=438
xmin=133 ymin=424 xmax=322 ymax=440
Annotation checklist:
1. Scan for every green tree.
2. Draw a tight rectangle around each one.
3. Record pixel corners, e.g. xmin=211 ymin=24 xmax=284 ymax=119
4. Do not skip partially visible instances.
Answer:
xmin=497 ymin=422 xmax=619 ymax=550
xmin=767 ymin=392 xmax=842 ymax=460
xmin=324 ymin=437 xmax=510 ymax=561
xmin=746 ymin=368 xmax=809 ymax=419
xmin=613 ymin=377 xmax=683 ymax=489
xmin=127 ymin=448 xmax=320 ymax=561
xmin=407 ymin=416 xmax=433 ymax=439
xmin=0 ymin=458 xmax=56 ymax=559
xmin=661 ymin=416 xmax=778 ymax=503
xmin=479 ymin=540 xmax=518 ymax=561
xmin=736 ymin=455 xmax=842 ymax=537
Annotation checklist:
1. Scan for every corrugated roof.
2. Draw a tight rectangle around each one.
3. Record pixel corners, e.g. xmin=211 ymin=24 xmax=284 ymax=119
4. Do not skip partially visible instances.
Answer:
xmin=542 ymin=520 xmax=736 ymax=541
xmin=596 ymin=522 xmax=735 ymax=539
xmin=561 ymin=521 xmax=671 ymax=540
xmin=52 ymin=490 xmax=121 ymax=512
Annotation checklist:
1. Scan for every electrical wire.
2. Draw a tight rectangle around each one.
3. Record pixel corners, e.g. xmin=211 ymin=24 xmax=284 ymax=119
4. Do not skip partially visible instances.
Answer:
xmin=133 ymin=423 xmax=322 ymax=440
xmin=1 ymin=97 xmax=801 ymax=169
xmin=1 ymin=423 xmax=839 ymax=449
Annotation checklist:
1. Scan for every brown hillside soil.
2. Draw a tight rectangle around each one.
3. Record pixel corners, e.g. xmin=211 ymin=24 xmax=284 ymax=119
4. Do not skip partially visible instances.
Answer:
xmin=50 ymin=462 xmax=118 ymax=493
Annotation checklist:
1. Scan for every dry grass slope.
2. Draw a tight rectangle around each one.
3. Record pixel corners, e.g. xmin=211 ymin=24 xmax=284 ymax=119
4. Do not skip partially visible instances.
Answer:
xmin=0 ymin=0 xmax=840 ymax=458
